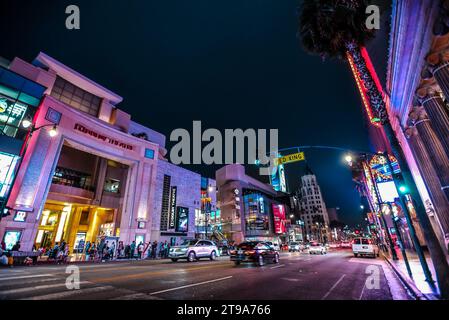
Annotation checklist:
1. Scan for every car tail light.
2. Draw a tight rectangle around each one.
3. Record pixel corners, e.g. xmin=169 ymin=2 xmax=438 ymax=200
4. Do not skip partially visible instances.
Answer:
xmin=230 ymin=250 xmax=237 ymax=255
xmin=245 ymin=250 xmax=255 ymax=255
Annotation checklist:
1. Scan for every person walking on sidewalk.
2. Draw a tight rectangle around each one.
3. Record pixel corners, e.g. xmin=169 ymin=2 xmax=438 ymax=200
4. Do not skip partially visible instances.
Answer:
xmin=151 ymin=241 xmax=158 ymax=259
xmin=130 ymin=241 xmax=136 ymax=260
xmin=137 ymin=242 xmax=144 ymax=260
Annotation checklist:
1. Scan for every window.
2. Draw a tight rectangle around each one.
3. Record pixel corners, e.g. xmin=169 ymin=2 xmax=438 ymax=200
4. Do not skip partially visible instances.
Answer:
xmin=0 ymin=152 xmax=19 ymax=198
xmin=50 ymin=76 xmax=101 ymax=116
xmin=0 ymin=95 xmax=31 ymax=139
xmin=52 ymin=166 xmax=93 ymax=191
xmin=145 ymin=148 xmax=154 ymax=159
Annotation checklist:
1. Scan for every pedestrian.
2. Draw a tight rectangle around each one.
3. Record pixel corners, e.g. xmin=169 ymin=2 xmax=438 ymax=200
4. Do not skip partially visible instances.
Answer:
xmin=151 ymin=241 xmax=157 ymax=259
xmin=137 ymin=242 xmax=144 ymax=259
xmin=111 ymin=241 xmax=116 ymax=260
xmin=130 ymin=241 xmax=136 ymax=259
xmin=158 ymin=242 xmax=164 ymax=258
xmin=11 ymin=241 xmax=21 ymax=251
xmin=118 ymin=241 xmax=124 ymax=258
xmin=164 ymin=241 xmax=169 ymax=258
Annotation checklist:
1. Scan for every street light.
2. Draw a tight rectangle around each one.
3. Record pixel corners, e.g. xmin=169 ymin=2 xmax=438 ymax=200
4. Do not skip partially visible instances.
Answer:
xmin=344 ymin=154 xmax=353 ymax=164
xmin=360 ymin=205 xmax=364 ymax=210
xmin=22 ymin=118 xmax=32 ymax=129
xmin=48 ymin=125 xmax=58 ymax=137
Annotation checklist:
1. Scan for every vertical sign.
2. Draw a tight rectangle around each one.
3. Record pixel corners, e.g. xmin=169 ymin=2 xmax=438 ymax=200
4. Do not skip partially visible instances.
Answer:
xmin=176 ymin=206 xmax=189 ymax=232
xmin=169 ymin=186 xmax=177 ymax=229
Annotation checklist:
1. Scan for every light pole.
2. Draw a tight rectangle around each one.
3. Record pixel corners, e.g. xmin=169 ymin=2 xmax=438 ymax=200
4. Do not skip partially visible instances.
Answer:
xmin=0 ymin=119 xmax=58 ymax=221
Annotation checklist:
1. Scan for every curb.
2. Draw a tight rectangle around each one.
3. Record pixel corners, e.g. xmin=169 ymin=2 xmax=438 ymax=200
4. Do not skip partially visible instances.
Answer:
xmin=383 ymin=255 xmax=435 ymax=300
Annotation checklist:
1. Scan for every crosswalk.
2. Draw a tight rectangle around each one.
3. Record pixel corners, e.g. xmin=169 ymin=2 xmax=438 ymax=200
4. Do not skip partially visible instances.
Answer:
xmin=0 ymin=272 xmax=161 ymax=300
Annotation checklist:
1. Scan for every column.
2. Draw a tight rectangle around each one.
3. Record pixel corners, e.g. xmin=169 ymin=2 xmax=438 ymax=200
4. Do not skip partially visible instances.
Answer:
xmin=405 ymin=126 xmax=449 ymax=237
xmin=432 ymin=59 xmax=449 ymax=102
xmin=416 ymin=88 xmax=449 ymax=156
xmin=409 ymin=108 xmax=449 ymax=201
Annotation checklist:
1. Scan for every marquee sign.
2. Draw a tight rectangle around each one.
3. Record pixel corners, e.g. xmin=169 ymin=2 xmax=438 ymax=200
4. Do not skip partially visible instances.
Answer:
xmin=74 ymin=123 xmax=133 ymax=150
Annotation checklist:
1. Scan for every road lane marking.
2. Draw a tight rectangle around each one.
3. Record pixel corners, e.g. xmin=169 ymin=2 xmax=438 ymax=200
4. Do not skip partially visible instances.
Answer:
xmin=321 ymin=274 xmax=346 ymax=300
xmin=0 ymin=281 xmax=91 ymax=296
xmin=110 ymin=293 xmax=163 ymax=300
xmin=0 ymin=274 xmax=54 ymax=282
xmin=93 ymin=263 xmax=231 ymax=282
xmin=21 ymin=285 xmax=115 ymax=300
xmin=270 ymin=264 xmax=285 ymax=269
xmin=359 ymin=284 xmax=366 ymax=300
xmin=281 ymin=278 xmax=300 ymax=282
xmin=149 ymin=276 xmax=233 ymax=296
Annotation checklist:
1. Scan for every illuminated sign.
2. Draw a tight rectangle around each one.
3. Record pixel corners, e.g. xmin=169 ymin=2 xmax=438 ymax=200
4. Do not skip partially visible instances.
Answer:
xmin=74 ymin=123 xmax=133 ymax=150
xmin=169 ymin=186 xmax=177 ymax=229
xmin=272 ymin=204 xmax=286 ymax=234
xmin=13 ymin=211 xmax=27 ymax=222
xmin=176 ymin=206 xmax=189 ymax=232
xmin=279 ymin=165 xmax=287 ymax=192
xmin=274 ymin=152 xmax=305 ymax=166
xmin=377 ymin=181 xmax=399 ymax=203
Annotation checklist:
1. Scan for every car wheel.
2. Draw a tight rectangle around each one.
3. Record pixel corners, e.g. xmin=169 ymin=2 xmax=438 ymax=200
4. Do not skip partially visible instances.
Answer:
xmin=234 ymin=261 xmax=241 ymax=266
xmin=257 ymin=255 xmax=264 ymax=267
xmin=354 ymin=253 xmax=358 ymax=257
xmin=171 ymin=258 xmax=178 ymax=262
xmin=273 ymin=253 xmax=279 ymax=264
xmin=210 ymin=250 xmax=217 ymax=261
xmin=187 ymin=251 xmax=196 ymax=262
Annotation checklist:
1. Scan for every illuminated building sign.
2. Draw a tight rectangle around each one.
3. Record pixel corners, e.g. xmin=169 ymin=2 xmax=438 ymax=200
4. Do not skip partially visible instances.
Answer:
xmin=272 ymin=204 xmax=286 ymax=234
xmin=362 ymin=161 xmax=379 ymax=212
xmin=377 ymin=181 xmax=399 ymax=203
xmin=74 ymin=123 xmax=133 ymax=150
xmin=13 ymin=211 xmax=27 ymax=222
xmin=168 ymin=186 xmax=177 ymax=229
xmin=176 ymin=206 xmax=189 ymax=232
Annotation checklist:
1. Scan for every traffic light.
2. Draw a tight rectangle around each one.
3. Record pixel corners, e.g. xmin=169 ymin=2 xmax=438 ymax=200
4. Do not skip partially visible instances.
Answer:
xmin=399 ymin=185 xmax=407 ymax=194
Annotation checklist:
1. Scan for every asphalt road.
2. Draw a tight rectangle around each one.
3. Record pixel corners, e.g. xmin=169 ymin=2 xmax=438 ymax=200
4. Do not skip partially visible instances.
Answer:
xmin=0 ymin=249 xmax=412 ymax=300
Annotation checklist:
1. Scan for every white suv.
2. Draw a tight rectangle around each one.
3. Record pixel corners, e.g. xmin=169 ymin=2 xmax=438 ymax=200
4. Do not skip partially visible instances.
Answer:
xmin=169 ymin=239 xmax=219 ymax=262
xmin=352 ymin=237 xmax=379 ymax=258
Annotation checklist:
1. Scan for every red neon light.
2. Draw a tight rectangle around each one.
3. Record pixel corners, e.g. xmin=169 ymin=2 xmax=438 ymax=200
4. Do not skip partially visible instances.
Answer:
xmin=360 ymin=47 xmax=384 ymax=96
xmin=346 ymin=52 xmax=381 ymax=127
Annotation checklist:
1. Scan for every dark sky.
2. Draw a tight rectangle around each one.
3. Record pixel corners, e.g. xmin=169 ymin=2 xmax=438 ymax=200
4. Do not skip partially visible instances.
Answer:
xmin=0 ymin=0 xmax=390 ymax=226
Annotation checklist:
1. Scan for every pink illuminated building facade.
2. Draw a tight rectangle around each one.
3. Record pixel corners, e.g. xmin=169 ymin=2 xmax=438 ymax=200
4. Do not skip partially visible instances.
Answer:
xmin=0 ymin=52 xmax=203 ymax=251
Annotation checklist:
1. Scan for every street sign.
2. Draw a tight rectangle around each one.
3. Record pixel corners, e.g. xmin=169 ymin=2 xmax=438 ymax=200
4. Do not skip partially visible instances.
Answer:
xmin=274 ymin=152 xmax=305 ymax=166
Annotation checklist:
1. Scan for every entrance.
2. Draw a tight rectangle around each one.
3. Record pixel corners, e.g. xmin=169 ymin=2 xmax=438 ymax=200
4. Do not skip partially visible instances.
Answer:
xmin=34 ymin=202 xmax=118 ymax=252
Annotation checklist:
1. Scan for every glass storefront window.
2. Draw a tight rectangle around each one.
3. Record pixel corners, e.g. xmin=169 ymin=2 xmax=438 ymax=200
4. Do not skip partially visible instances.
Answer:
xmin=3 ymin=230 xmax=21 ymax=250
xmin=0 ymin=95 xmax=31 ymax=139
xmin=0 ymin=152 xmax=19 ymax=198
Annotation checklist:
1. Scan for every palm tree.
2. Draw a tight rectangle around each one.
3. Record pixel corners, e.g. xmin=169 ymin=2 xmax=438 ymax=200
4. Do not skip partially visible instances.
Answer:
xmin=298 ymin=0 xmax=449 ymax=298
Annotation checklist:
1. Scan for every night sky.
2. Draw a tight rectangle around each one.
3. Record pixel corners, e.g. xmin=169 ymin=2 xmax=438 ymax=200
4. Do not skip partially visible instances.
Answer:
xmin=0 ymin=0 xmax=391 ymax=226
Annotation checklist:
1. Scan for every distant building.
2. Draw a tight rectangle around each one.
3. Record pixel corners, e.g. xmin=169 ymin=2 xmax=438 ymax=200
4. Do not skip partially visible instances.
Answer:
xmin=215 ymin=164 xmax=291 ymax=244
xmin=298 ymin=167 xmax=330 ymax=242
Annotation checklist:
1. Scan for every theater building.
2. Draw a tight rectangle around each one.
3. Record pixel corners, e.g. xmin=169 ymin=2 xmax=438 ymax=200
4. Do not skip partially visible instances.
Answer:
xmin=0 ymin=52 xmax=168 ymax=251
xmin=215 ymin=164 xmax=290 ymax=244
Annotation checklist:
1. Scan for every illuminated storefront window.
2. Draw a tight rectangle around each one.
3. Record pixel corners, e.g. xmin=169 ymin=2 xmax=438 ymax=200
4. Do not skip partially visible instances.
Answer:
xmin=0 ymin=151 xmax=19 ymax=198
xmin=3 ymin=230 xmax=22 ymax=250
xmin=0 ymin=95 xmax=31 ymax=139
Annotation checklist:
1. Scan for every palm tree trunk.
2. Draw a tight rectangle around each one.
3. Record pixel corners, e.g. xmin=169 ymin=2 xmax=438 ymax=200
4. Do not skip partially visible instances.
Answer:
xmin=346 ymin=42 xmax=449 ymax=299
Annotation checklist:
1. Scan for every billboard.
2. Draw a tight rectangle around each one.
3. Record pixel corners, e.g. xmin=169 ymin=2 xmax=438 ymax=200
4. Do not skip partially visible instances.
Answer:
xmin=176 ymin=206 xmax=189 ymax=232
xmin=377 ymin=181 xmax=399 ymax=203
xmin=272 ymin=204 xmax=286 ymax=234
xmin=168 ymin=186 xmax=177 ymax=229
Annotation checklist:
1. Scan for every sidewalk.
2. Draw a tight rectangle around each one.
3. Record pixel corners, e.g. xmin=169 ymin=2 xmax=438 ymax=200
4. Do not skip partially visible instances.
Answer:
xmin=383 ymin=248 xmax=441 ymax=299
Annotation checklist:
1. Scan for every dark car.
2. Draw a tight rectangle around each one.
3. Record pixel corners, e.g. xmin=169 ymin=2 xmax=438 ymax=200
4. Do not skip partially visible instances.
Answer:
xmin=230 ymin=241 xmax=280 ymax=266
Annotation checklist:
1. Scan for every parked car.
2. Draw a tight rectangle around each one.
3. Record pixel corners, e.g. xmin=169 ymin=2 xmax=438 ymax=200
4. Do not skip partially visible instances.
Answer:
xmin=265 ymin=241 xmax=280 ymax=251
xmin=308 ymin=242 xmax=327 ymax=255
xmin=352 ymin=237 xmax=379 ymax=258
xmin=288 ymin=242 xmax=302 ymax=252
xmin=169 ymin=239 xmax=219 ymax=262
xmin=230 ymin=241 xmax=280 ymax=266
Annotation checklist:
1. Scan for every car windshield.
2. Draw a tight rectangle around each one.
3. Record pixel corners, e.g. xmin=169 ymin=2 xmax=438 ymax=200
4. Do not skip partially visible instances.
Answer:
xmin=290 ymin=242 xmax=298 ymax=245
xmin=238 ymin=242 xmax=257 ymax=250
xmin=181 ymin=240 xmax=198 ymax=246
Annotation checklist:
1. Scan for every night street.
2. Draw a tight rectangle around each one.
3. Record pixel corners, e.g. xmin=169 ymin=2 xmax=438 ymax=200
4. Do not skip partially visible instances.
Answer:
xmin=0 ymin=250 xmax=411 ymax=300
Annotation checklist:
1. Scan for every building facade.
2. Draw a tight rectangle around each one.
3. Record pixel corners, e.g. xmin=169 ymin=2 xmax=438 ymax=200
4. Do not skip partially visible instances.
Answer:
xmin=387 ymin=0 xmax=449 ymax=252
xmin=0 ymin=52 xmax=210 ymax=252
xmin=215 ymin=164 xmax=290 ymax=244
xmin=298 ymin=169 xmax=330 ymax=242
